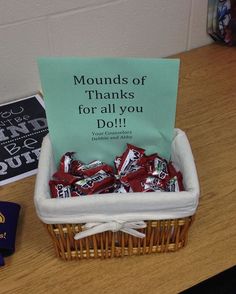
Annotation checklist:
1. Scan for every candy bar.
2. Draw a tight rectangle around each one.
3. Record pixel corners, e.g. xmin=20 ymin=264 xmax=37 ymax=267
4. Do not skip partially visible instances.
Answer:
xmin=70 ymin=186 xmax=85 ymax=197
xmin=59 ymin=152 xmax=74 ymax=173
xmin=167 ymin=162 xmax=184 ymax=191
xmin=120 ymin=165 xmax=147 ymax=184
xmin=52 ymin=171 xmax=78 ymax=185
xmin=176 ymin=172 xmax=184 ymax=191
xmin=166 ymin=176 xmax=181 ymax=192
xmin=73 ymin=160 xmax=114 ymax=177
xmin=140 ymin=153 xmax=158 ymax=170
xmin=49 ymin=180 xmax=72 ymax=198
xmin=70 ymin=159 xmax=84 ymax=176
xmin=144 ymin=176 xmax=165 ymax=191
xmin=74 ymin=170 xmax=115 ymax=195
xmin=129 ymin=176 xmax=165 ymax=192
xmin=152 ymin=156 xmax=169 ymax=180
xmin=117 ymin=144 xmax=145 ymax=175
xmin=113 ymin=182 xmax=129 ymax=193
xmin=114 ymin=156 xmax=122 ymax=171
xmin=140 ymin=153 xmax=170 ymax=181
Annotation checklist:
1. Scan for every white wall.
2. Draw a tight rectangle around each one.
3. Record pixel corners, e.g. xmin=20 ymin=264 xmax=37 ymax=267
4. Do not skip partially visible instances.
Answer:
xmin=0 ymin=0 xmax=212 ymax=103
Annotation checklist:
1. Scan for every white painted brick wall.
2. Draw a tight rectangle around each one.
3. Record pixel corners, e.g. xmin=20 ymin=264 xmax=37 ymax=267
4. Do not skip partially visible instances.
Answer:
xmin=0 ymin=0 xmax=212 ymax=103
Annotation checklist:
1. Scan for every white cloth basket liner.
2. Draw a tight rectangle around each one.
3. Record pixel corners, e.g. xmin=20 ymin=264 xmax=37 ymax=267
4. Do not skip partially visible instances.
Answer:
xmin=34 ymin=129 xmax=200 ymax=224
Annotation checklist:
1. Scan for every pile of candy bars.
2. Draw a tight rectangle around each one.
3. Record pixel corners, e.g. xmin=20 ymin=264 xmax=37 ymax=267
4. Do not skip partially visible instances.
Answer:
xmin=49 ymin=144 xmax=184 ymax=198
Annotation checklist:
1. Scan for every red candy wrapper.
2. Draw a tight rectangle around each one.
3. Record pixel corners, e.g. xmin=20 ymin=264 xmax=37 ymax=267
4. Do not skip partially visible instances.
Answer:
xmin=145 ymin=176 xmax=165 ymax=191
xmin=52 ymin=171 xmax=78 ymax=185
xmin=114 ymin=156 xmax=122 ymax=171
xmin=73 ymin=160 xmax=114 ymax=177
xmin=74 ymin=170 xmax=115 ymax=195
xmin=113 ymin=182 xmax=129 ymax=193
xmin=49 ymin=180 xmax=72 ymax=198
xmin=140 ymin=153 xmax=158 ymax=169
xmin=140 ymin=153 xmax=170 ymax=181
xmin=129 ymin=176 xmax=165 ymax=192
xmin=152 ymin=156 xmax=169 ymax=180
xmin=70 ymin=159 xmax=84 ymax=176
xmin=59 ymin=152 xmax=74 ymax=173
xmin=176 ymin=172 xmax=184 ymax=191
xmin=120 ymin=165 xmax=147 ymax=184
xmin=166 ymin=176 xmax=181 ymax=192
xmin=167 ymin=162 xmax=184 ymax=191
xmin=117 ymin=144 xmax=145 ymax=175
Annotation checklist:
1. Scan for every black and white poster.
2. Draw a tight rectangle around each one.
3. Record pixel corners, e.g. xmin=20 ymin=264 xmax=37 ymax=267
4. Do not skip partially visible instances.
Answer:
xmin=0 ymin=94 xmax=48 ymax=186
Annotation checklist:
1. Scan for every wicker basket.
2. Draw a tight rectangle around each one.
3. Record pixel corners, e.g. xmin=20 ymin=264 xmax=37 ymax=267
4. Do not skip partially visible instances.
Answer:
xmin=45 ymin=217 xmax=194 ymax=260
xmin=35 ymin=129 xmax=199 ymax=260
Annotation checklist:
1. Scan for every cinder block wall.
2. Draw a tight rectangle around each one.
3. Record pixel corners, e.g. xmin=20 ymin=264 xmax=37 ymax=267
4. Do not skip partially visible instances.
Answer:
xmin=0 ymin=0 xmax=211 ymax=103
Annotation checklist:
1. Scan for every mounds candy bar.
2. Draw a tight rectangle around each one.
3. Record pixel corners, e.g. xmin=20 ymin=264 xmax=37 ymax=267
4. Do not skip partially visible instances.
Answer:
xmin=168 ymin=162 xmax=182 ymax=179
xmin=114 ymin=156 xmax=122 ymax=171
xmin=129 ymin=176 xmax=165 ymax=192
xmin=99 ymin=187 xmax=115 ymax=194
xmin=145 ymin=176 xmax=166 ymax=191
xmin=140 ymin=153 xmax=158 ymax=169
xmin=176 ymin=172 xmax=184 ymax=191
xmin=140 ymin=153 xmax=170 ymax=180
xmin=74 ymin=170 xmax=115 ymax=195
xmin=117 ymin=144 xmax=145 ymax=175
xmin=167 ymin=162 xmax=184 ymax=191
xmin=128 ymin=178 xmax=144 ymax=192
xmin=152 ymin=156 xmax=169 ymax=180
xmin=70 ymin=159 xmax=84 ymax=176
xmin=52 ymin=171 xmax=79 ymax=185
xmin=49 ymin=180 xmax=72 ymax=198
xmin=120 ymin=165 xmax=147 ymax=184
xmin=59 ymin=152 xmax=75 ymax=173
xmin=70 ymin=186 xmax=86 ymax=197
xmin=113 ymin=182 xmax=129 ymax=193
xmin=98 ymin=180 xmax=128 ymax=194
xmin=72 ymin=160 xmax=114 ymax=177
xmin=166 ymin=176 xmax=182 ymax=192
xmin=49 ymin=180 xmax=86 ymax=198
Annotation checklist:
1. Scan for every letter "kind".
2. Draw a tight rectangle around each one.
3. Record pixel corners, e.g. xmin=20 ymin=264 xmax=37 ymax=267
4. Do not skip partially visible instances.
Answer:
xmin=0 ymin=118 xmax=47 ymax=142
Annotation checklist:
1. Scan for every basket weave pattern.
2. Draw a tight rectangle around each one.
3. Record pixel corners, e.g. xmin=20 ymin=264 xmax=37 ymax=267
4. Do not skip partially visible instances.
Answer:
xmin=45 ymin=216 xmax=193 ymax=260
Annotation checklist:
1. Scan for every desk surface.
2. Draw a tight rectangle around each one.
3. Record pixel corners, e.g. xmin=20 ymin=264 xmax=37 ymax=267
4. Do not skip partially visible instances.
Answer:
xmin=1 ymin=44 xmax=236 ymax=294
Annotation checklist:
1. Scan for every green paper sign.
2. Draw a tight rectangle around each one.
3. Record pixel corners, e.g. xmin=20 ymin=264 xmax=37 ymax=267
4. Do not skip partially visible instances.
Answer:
xmin=38 ymin=57 xmax=179 ymax=165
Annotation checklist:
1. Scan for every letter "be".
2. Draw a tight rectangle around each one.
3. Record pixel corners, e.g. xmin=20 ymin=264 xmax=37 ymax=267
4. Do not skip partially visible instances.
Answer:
xmin=4 ymin=143 xmax=20 ymax=156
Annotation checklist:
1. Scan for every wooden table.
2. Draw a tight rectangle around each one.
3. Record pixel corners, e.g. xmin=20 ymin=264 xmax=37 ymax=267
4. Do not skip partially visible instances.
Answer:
xmin=1 ymin=44 xmax=236 ymax=294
